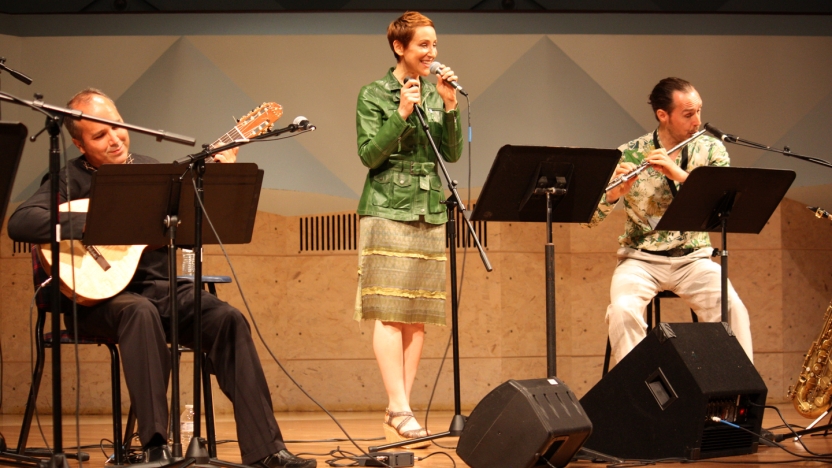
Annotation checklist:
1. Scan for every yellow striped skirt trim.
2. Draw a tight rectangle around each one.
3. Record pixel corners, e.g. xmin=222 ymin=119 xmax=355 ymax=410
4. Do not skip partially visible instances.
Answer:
xmin=361 ymin=247 xmax=447 ymax=262
xmin=361 ymin=286 xmax=446 ymax=300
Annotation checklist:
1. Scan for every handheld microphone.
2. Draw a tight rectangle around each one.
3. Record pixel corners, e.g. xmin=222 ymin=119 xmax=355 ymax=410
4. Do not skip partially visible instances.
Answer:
xmin=429 ymin=62 xmax=468 ymax=96
xmin=292 ymin=116 xmax=315 ymax=131
xmin=704 ymin=122 xmax=736 ymax=143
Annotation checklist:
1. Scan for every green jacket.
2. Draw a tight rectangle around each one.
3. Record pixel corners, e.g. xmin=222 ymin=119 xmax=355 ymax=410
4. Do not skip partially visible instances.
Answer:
xmin=356 ymin=68 xmax=463 ymax=224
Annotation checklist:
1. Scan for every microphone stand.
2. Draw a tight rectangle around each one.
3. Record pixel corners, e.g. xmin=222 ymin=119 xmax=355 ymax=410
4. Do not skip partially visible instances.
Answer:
xmin=369 ymin=104 xmax=492 ymax=452
xmin=709 ymin=126 xmax=832 ymax=170
xmin=163 ymin=122 xmax=308 ymax=468
xmin=0 ymin=58 xmax=33 ymax=85
xmin=0 ymin=91 xmax=195 ymax=468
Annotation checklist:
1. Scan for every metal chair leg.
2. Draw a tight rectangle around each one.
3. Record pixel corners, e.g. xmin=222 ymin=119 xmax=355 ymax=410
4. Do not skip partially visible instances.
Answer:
xmin=16 ymin=314 xmax=47 ymax=456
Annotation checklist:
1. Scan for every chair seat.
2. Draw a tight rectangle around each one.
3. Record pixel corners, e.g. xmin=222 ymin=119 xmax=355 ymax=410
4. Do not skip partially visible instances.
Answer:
xmin=44 ymin=331 xmax=117 ymax=346
xmin=178 ymin=275 xmax=232 ymax=284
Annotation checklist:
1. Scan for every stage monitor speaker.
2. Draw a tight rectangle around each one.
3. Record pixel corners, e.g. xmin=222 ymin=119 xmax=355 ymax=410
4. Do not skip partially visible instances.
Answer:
xmin=456 ymin=377 xmax=592 ymax=468
xmin=580 ymin=322 xmax=767 ymax=461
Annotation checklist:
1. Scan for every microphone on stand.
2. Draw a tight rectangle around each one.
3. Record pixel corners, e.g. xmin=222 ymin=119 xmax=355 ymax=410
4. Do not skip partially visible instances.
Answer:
xmin=0 ymin=57 xmax=33 ymax=85
xmin=291 ymin=116 xmax=315 ymax=131
xmin=429 ymin=62 xmax=467 ymax=96
xmin=704 ymin=122 xmax=737 ymax=143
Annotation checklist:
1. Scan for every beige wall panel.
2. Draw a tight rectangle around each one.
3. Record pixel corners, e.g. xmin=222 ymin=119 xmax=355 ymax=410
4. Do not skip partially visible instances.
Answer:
xmin=499 ymin=252 xmax=547 ymax=357
xmin=278 ymin=254 xmax=362 ymax=360
xmin=781 ymin=197 xmax=832 ymax=251
xmin=730 ymin=249 xmax=783 ymax=354
xmin=203 ymin=210 xmax=289 ymax=257
xmin=499 ymin=356 xmax=548 ymax=383
xmin=569 ymin=253 xmax=615 ymax=357
xmin=256 ymin=189 xmax=358 ymax=217
xmin=754 ymin=352 xmax=785 ymax=404
xmin=566 ymin=356 xmax=605 ymax=399
xmin=572 ymin=209 xmax=628 ymax=253
xmin=448 ymin=252 xmax=502 ymax=359
xmin=782 ymin=249 xmax=832 ymax=353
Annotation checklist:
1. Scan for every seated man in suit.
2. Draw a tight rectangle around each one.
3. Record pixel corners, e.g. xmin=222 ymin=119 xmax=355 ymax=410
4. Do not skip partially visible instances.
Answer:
xmin=8 ymin=88 xmax=315 ymax=468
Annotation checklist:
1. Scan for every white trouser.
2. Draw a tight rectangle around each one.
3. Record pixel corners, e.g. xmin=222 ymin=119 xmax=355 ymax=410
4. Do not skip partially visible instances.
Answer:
xmin=606 ymin=247 xmax=753 ymax=365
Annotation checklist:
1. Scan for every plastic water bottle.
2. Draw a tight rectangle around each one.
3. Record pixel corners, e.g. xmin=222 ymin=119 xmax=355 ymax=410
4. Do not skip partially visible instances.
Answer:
xmin=180 ymin=404 xmax=194 ymax=448
xmin=181 ymin=249 xmax=195 ymax=276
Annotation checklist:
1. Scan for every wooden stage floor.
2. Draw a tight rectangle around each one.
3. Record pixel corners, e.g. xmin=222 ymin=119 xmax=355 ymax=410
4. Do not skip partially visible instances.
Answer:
xmin=3 ymin=406 xmax=832 ymax=467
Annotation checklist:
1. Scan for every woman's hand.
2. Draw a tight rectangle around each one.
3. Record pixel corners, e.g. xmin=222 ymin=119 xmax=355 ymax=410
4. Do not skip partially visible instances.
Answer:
xmin=434 ymin=64 xmax=458 ymax=110
xmin=398 ymin=78 xmax=421 ymax=120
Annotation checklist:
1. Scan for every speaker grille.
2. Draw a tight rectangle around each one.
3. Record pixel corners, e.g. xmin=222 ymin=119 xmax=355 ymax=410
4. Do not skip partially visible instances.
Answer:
xmin=700 ymin=424 xmax=757 ymax=456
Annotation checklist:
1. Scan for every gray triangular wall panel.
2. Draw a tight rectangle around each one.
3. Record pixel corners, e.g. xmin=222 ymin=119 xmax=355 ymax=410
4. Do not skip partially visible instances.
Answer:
xmin=469 ymin=37 xmax=643 ymax=188
xmin=754 ymin=89 xmax=832 ymax=189
xmin=116 ymin=37 xmax=356 ymax=200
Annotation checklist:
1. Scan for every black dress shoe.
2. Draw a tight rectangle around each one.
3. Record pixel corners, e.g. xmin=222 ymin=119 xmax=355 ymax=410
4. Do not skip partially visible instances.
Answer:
xmin=255 ymin=449 xmax=317 ymax=468
xmin=143 ymin=445 xmax=173 ymax=464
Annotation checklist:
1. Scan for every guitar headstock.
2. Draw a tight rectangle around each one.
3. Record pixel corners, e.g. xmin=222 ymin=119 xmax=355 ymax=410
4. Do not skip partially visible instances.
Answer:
xmin=236 ymin=102 xmax=283 ymax=139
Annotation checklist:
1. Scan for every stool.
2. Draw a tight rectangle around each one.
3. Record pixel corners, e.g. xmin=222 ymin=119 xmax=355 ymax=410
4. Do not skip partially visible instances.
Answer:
xmin=602 ymin=291 xmax=697 ymax=376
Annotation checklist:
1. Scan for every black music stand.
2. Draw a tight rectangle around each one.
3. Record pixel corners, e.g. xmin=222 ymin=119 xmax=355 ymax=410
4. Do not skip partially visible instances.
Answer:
xmin=0 ymin=123 xmax=46 ymax=468
xmin=470 ymin=145 xmax=620 ymax=377
xmin=654 ymin=166 xmax=795 ymax=323
xmin=83 ymin=163 xmax=262 ymax=468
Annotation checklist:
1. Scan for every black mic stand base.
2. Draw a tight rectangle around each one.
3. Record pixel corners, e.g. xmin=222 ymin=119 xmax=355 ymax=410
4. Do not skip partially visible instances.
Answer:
xmin=0 ymin=436 xmax=47 ymax=468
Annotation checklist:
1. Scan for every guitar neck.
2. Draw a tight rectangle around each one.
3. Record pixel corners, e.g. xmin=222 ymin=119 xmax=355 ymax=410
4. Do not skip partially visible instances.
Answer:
xmin=209 ymin=126 xmax=247 ymax=150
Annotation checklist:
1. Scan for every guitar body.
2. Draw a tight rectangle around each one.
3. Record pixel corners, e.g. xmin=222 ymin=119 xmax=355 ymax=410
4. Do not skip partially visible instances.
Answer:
xmin=39 ymin=199 xmax=146 ymax=306
xmin=36 ymin=102 xmax=282 ymax=306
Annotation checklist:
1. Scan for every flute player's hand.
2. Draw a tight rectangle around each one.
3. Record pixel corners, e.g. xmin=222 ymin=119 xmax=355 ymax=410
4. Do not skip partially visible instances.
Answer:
xmin=605 ymin=162 xmax=638 ymax=203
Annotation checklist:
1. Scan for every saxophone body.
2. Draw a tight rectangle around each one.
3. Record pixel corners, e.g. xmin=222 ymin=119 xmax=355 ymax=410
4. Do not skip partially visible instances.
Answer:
xmin=789 ymin=302 xmax=832 ymax=418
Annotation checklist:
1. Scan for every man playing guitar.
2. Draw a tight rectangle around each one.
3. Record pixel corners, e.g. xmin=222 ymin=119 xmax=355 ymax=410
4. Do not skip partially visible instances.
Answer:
xmin=8 ymin=89 xmax=316 ymax=468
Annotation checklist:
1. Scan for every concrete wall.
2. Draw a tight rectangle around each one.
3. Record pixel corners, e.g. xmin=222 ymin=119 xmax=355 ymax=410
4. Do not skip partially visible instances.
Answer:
xmin=3 ymin=197 xmax=831 ymax=414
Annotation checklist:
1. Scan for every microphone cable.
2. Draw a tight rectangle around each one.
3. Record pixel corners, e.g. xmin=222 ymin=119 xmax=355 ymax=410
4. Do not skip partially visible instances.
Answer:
xmin=422 ymin=90 xmax=474 ymax=450
xmin=189 ymin=173 xmax=393 ymax=468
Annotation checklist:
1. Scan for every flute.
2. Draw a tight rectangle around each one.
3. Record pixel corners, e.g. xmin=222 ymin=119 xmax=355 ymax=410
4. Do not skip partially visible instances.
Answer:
xmin=605 ymin=128 xmax=708 ymax=192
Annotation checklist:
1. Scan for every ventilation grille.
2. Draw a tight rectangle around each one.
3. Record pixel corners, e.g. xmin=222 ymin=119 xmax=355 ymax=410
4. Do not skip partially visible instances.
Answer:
xmin=13 ymin=241 xmax=31 ymax=255
xmin=446 ymin=206 xmax=488 ymax=249
xmin=298 ymin=211 xmax=488 ymax=253
xmin=699 ymin=424 xmax=756 ymax=455
xmin=299 ymin=213 xmax=358 ymax=252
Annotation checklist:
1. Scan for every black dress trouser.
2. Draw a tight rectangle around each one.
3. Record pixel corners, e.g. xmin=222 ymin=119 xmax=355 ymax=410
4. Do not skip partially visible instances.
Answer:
xmin=65 ymin=280 xmax=285 ymax=464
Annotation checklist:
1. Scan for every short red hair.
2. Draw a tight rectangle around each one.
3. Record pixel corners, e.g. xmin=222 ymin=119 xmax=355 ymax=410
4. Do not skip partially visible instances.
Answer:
xmin=387 ymin=11 xmax=434 ymax=62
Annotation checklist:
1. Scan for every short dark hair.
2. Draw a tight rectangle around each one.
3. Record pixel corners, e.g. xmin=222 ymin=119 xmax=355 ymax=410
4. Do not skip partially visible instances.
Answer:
xmin=387 ymin=11 xmax=434 ymax=62
xmin=64 ymin=88 xmax=114 ymax=139
xmin=648 ymin=77 xmax=694 ymax=121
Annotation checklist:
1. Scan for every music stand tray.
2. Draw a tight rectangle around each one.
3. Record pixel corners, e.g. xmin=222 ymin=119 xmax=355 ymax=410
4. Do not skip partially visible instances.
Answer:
xmin=0 ymin=122 xmax=44 ymax=468
xmin=654 ymin=166 xmax=795 ymax=322
xmin=84 ymin=163 xmax=263 ymax=246
xmin=0 ymin=122 xmax=27 ymax=225
xmin=471 ymin=144 xmax=621 ymax=377
xmin=471 ymin=145 xmax=620 ymax=223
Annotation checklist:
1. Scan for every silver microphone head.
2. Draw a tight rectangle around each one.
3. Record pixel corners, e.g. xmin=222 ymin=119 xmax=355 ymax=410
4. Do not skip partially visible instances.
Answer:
xmin=292 ymin=116 xmax=311 ymax=131
xmin=429 ymin=62 xmax=442 ymax=75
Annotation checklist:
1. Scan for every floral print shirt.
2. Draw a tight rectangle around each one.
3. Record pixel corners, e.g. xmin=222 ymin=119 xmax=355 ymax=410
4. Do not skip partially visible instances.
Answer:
xmin=585 ymin=130 xmax=730 ymax=251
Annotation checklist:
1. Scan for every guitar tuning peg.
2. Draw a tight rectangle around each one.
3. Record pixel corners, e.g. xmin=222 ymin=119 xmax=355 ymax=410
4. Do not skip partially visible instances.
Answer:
xmin=232 ymin=115 xmax=239 ymax=123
